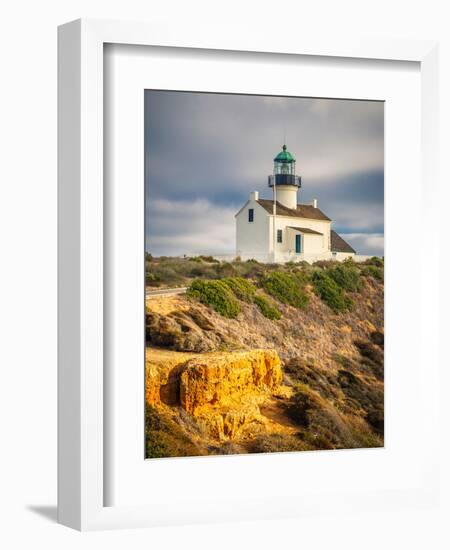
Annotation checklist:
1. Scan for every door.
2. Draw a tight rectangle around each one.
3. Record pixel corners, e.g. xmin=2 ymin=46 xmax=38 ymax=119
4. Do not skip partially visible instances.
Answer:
xmin=295 ymin=234 xmax=302 ymax=254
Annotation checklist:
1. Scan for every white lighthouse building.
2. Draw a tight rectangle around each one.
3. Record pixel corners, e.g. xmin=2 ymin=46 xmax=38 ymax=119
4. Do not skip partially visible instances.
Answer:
xmin=235 ymin=145 xmax=356 ymax=264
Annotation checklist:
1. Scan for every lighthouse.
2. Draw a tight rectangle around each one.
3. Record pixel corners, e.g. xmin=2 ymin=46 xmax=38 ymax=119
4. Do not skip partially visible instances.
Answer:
xmin=268 ymin=144 xmax=301 ymax=209
xmin=235 ymin=145 xmax=356 ymax=263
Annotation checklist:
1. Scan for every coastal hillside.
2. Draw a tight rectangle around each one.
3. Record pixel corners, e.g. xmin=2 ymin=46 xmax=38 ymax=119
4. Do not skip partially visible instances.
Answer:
xmin=145 ymin=257 xmax=384 ymax=458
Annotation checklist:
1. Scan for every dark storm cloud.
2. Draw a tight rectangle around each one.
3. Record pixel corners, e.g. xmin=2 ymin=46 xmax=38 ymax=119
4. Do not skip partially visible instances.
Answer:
xmin=145 ymin=91 xmax=384 ymax=256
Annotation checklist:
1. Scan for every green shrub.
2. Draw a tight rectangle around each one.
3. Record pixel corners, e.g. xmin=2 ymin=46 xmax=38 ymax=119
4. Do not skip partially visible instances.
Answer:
xmin=362 ymin=265 xmax=384 ymax=282
xmin=222 ymin=276 xmax=256 ymax=303
xmin=262 ymin=271 xmax=309 ymax=309
xmin=145 ymin=271 xmax=160 ymax=287
xmin=312 ymin=271 xmax=353 ymax=313
xmin=291 ymin=269 xmax=312 ymax=287
xmin=327 ymin=264 xmax=362 ymax=292
xmin=187 ymin=279 xmax=241 ymax=318
xmin=254 ymin=294 xmax=282 ymax=320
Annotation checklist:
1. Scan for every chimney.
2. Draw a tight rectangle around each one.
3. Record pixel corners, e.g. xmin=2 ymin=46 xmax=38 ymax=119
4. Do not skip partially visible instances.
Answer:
xmin=250 ymin=191 xmax=259 ymax=201
xmin=312 ymin=199 xmax=318 ymax=208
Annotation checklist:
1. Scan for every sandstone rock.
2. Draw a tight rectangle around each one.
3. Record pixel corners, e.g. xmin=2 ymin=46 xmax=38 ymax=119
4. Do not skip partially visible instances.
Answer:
xmin=146 ymin=360 xmax=186 ymax=407
xmin=146 ymin=348 xmax=283 ymax=440
xmin=180 ymin=349 xmax=282 ymax=415
xmin=195 ymin=403 xmax=264 ymax=440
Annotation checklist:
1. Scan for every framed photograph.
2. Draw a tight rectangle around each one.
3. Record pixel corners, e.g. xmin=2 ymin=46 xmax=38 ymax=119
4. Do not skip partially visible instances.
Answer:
xmin=143 ymin=90 xmax=385 ymax=461
xmin=58 ymin=19 xmax=440 ymax=530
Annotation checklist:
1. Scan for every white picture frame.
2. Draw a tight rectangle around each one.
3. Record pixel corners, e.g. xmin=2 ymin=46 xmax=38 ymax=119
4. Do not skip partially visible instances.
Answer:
xmin=58 ymin=18 xmax=440 ymax=531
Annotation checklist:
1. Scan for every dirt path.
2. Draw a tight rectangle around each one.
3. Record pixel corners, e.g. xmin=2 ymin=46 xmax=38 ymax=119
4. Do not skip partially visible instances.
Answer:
xmin=259 ymin=394 xmax=299 ymax=435
xmin=146 ymin=287 xmax=187 ymax=298
xmin=145 ymin=294 xmax=190 ymax=315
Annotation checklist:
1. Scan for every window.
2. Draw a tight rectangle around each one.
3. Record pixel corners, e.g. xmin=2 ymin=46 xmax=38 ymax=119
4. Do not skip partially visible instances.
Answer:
xmin=248 ymin=208 xmax=254 ymax=222
xmin=277 ymin=229 xmax=283 ymax=243
xmin=295 ymin=234 xmax=302 ymax=254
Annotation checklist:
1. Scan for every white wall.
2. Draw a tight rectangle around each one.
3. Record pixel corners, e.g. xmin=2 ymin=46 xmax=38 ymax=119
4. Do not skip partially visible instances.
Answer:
xmin=236 ymin=199 xmax=271 ymax=261
xmin=271 ymin=215 xmax=331 ymax=261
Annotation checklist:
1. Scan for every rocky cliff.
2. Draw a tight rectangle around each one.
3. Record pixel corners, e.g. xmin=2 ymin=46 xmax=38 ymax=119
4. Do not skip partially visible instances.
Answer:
xmin=145 ymin=267 xmax=384 ymax=457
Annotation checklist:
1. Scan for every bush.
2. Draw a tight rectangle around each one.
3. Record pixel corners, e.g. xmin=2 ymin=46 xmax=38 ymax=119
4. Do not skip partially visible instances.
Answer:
xmin=188 ymin=256 xmax=203 ymax=263
xmin=214 ymin=262 xmax=238 ymax=278
xmin=284 ymin=357 xmax=340 ymax=400
xmin=312 ymin=260 xmax=337 ymax=269
xmin=362 ymin=265 xmax=384 ymax=282
xmin=327 ymin=264 xmax=362 ymax=292
xmin=337 ymin=369 xmax=384 ymax=434
xmin=145 ymin=404 xmax=201 ymax=458
xmin=222 ymin=276 xmax=256 ymax=303
xmin=254 ymin=294 xmax=282 ymax=320
xmin=147 ymin=265 xmax=184 ymax=286
xmin=187 ymin=279 xmax=241 ymax=318
xmin=145 ymin=271 xmax=160 ymax=287
xmin=262 ymin=272 xmax=309 ymax=309
xmin=287 ymin=384 xmax=354 ymax=449
xmin=312 ymin=271 xmax=353 ymax=313
xmin=291 ymin=269 xmax=312 ymax=287
xmin=368 ymin=256 xmax=384 ymax=267
xmin=189 ymin=265 xmax=217 ymax=279
xmin=249 ymin=433 xmax=309 ymax=453
xmin=231 ymin=259 xmax=266 ymax=280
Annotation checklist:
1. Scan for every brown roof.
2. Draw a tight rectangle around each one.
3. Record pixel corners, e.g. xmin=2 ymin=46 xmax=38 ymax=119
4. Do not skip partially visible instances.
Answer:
xmin=256 ymin=199 xmax=331 ymax=221
xmin=287 ymin=226 xmax=323 ymax=235
xmin=330 ymin=230 xmax=356 ymax=253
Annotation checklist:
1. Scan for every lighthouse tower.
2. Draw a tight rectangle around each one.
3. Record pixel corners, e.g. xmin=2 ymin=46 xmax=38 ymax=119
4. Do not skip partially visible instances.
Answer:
xmin=268 ymin=144 xmax=301 ymax=209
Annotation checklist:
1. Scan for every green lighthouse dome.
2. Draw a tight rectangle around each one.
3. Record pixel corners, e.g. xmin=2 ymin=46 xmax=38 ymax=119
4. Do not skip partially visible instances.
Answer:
xmin=268 ymin=144 xmax=301 ymax=189
xmin=274 ymin=144 xmax=296 ymax=163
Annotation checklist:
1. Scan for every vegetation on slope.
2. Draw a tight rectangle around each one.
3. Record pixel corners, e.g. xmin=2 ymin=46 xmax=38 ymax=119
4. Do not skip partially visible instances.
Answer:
xmin=261 ymin=272 xmax=309 ymax=309
xmin=221 ymin=276 xmax=256 ymax=303
xmin=187 ymin=279 xmax=241 ymax=319
xmin=361 ymin=264 xmax=384 ymax=282
xmin=148 ymin=255 xmax=383 ymax=318
xmin=253 ymin=294 xmax=282 ymax=320
xmin=327 ymin=263 xmax=362 ymax=292
xmin=311 ymin=271 xmax=353 ymax=313
xmin=146 ymin=255 xmax=384 ymax=456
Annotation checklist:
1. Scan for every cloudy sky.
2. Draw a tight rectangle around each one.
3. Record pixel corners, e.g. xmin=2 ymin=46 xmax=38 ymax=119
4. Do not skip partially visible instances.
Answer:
xmin=145 ymin=91 xmax=384 ymax=257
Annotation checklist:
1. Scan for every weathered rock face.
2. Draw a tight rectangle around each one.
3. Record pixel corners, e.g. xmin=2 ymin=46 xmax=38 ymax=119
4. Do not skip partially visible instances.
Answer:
xmin=146 ymin=348 xmax=283 ymax=439
xmin=180 ymin=350 xmax=282 ymax=414
xmin=145 ymin=348 xmax=197 ymax=407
